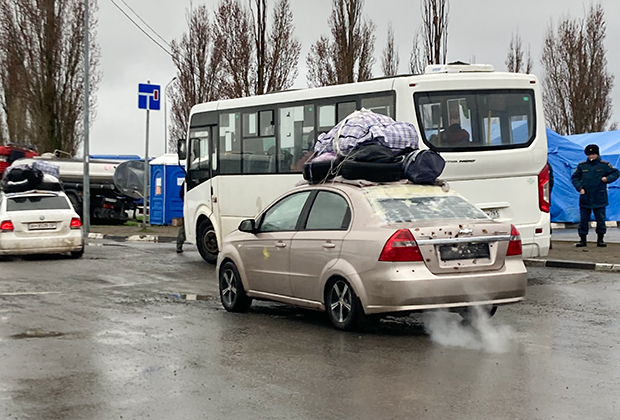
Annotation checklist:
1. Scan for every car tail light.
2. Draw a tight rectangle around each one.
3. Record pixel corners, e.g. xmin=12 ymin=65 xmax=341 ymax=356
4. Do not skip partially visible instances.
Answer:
xmin=0 ymin=220 xmax=14 ymax=232
xmin=70 ymin=217 xmax=82 ymax=229
xmin=507 ymin=224 xmax=522 ymax=256
xmin=538 ymin=164 xmax=550 ymax=213
xmin=379 ymin=229 xmax=423 ymax=262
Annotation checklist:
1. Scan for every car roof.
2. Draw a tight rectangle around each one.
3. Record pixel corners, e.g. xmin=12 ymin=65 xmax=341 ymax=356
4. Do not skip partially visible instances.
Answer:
xmin=297 ymin=179 xmax=458 ymax=199
xmin=2 ymin=190 xmax=64 ymax=198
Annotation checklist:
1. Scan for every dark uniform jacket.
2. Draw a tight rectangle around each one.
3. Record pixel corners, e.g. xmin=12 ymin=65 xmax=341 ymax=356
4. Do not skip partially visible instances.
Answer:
xmin=571 ymin=157 xmax=619 ymax=209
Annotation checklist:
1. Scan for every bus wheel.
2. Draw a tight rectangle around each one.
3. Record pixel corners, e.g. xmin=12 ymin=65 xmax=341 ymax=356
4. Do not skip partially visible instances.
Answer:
xmin=197 ymin=219 xmax=218 ymax=264
xmin=67 ymin=192 xmax=82 ymax=218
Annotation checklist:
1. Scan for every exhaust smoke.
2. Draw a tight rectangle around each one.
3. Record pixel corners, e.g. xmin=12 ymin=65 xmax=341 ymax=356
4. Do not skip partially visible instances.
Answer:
xmin=422 ymin=307 xmax=515 ymax=353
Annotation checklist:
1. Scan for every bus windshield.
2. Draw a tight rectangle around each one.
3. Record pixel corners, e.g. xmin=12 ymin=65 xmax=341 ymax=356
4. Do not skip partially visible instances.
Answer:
xmin=414 ymin=89 xmax=535 ymax=151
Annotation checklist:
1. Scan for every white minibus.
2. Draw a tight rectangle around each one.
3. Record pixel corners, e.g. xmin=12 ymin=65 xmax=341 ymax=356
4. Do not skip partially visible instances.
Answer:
xmin=179 ymin=63 xmax=550 ymax=263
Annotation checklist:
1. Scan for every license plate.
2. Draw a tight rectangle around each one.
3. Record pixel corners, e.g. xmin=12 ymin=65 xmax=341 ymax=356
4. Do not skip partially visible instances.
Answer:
xmin=439 ymin=243 xmax=491 ymax=261
xmin=484 ymin=209 xmax=500 ymax=219
xmin=29 ymin=222 xmax=57 ymax=231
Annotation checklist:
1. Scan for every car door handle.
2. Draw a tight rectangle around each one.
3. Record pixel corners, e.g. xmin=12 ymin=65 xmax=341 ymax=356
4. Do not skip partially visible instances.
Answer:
xmin=322 ymin=242 xmax=336 ymax=249
xmin=275 ymin=242 xmax=287 ymax=248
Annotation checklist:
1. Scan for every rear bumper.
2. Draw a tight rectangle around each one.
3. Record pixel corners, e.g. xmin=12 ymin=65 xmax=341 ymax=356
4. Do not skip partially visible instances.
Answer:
xmin=0 ymin=233 xmax=83 ymax=255
xmin=359 ymin=258 xmax=527 ymax=315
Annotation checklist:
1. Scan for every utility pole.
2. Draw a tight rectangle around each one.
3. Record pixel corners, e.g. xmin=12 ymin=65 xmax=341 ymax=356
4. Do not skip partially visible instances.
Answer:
xmin=83 ymin=0 xmax=90 ymax=234
xmin=143 ymin=81 xmax=150 ymax=228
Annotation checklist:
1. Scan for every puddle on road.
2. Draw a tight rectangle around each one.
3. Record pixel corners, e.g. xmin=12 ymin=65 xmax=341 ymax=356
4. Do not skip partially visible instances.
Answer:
xmin=11 ymin=330 xmax=66 ymax=339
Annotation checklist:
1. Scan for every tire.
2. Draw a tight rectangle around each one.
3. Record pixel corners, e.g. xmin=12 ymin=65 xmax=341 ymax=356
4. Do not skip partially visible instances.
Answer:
xmin=67 ymin=192 xmax=83 ymax=218
xmin=70 ymin=247 xmax=84 ymax=259
xmin=325 ymin=278 xmax=363 ymax=331
xmin=303 ymin=160 xmax=338 ymax=183
xmin=340 ymin=159 xmax=403 ymax=183
xmin=196 ymin=219 xmax=218 ymax=264
xmin=219 ymin=261 xmax=252 ymax=312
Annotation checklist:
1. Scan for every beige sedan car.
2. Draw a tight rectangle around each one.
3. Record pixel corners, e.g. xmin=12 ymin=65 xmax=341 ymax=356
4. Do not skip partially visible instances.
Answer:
xmin=216 ymin=181 xmax=527 ymax=331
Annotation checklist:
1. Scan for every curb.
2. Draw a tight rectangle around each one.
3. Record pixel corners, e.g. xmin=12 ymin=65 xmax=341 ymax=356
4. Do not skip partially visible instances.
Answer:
xmin=87 ymin=233 xmax=177 ymax=243
xmin=551 ymin=221 xmax=618 ymax=229
xmin=524 ymin=258 xmax=620 ymax=271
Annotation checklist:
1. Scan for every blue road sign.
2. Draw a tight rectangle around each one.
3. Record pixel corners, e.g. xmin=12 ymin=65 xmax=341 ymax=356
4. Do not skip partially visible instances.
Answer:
xmin=138 ymin=83 xmax=161 ymax=110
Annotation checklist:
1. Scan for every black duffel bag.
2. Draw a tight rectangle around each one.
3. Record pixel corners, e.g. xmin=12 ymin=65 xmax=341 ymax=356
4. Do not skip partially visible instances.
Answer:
xmin=403 ymin=149 xmax=445 ymax=184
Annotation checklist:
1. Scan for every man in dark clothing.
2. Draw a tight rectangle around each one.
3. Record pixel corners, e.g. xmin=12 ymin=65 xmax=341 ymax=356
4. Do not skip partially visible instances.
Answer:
xmin=176 ymin=182 xmax=186 ymax=253
xmin=571 ymin=144 xmax=619 ymax=247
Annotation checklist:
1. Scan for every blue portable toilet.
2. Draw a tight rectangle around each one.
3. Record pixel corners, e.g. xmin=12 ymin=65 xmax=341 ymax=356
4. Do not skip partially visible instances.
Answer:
xmin=149 ymin=154 xmax=186 ymax=225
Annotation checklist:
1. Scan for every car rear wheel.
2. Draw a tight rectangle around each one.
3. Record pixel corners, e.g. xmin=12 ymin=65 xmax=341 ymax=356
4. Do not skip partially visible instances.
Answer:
xmin=196 ymin=219 xmax=218 ymax=264
xmin=325 ymin=278 xmax=362 ymax=331
xmin=70 ymin=247 xmax=84 ymax=259
xmin=219 ymin=261 xmax=252 ymax=312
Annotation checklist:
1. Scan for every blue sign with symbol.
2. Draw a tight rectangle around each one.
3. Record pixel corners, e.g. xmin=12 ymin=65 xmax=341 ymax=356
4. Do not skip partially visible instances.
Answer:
xmin=138 ymin=83 xmax=161 ymax=110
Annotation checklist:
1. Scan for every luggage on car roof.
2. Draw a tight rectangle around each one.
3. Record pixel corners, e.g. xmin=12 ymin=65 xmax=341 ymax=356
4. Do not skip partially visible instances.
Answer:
xmin=1 ymin=163 xmax=63 ymax=193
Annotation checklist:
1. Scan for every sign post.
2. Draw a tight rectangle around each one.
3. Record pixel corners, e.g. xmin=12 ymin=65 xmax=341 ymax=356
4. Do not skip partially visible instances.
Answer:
xmin=138 ymin=82 xmax=161 ymax=228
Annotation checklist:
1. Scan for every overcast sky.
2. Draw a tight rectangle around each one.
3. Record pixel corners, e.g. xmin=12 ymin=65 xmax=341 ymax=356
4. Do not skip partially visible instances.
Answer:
xmin=89 ymin=0 xmax=620 ymax=157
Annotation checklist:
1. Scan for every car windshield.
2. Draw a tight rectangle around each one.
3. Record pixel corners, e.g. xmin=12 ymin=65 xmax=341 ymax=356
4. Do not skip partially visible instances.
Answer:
xmin=414 ymin=89 xmax=535 ymax=150
xmin=7 ymin=195 xmax=71 ymax=211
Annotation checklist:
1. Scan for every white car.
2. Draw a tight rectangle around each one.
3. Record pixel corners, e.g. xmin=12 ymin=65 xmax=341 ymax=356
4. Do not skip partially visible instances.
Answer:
xmin=0 ymin=190 xmax=84 ymax=257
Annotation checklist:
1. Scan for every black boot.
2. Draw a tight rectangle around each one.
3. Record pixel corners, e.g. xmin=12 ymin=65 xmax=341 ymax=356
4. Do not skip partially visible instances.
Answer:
xmin=575 ymin=234 xmax=587 ymax=247
xmin=597 ymin=233 xmax=606 ymax=247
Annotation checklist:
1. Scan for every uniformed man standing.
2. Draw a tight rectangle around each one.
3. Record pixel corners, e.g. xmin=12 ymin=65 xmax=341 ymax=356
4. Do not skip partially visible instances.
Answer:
xmin=571 ymin=144 xmax=619 ymax=247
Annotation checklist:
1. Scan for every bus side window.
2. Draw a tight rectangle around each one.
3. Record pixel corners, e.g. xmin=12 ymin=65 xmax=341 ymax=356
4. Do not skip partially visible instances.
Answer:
xmin=220 ymin=112 xmax=242 ymax=174
xmin=318 ymin=105 xmax=335 ymax=133
xmin=187 ymin=133 xmax=210 ymax=189
xmin=361 ymin=95 xmax=395 ymax=118
xmin=337 ymin=101 xmax=356 ymax=122
xmin=241 ymin=109 xmax=276 ymax=174
xmin=279 ymin=104 xmax=314 ymax=173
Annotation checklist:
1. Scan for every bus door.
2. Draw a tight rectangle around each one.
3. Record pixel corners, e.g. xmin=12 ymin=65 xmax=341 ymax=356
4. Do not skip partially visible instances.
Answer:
xmin=187 ymin=125 xmax=219 ymax=223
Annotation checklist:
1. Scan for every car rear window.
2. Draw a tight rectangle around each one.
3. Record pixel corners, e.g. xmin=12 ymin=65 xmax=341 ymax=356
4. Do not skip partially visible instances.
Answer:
xmin=7 ymin=195 xmax=71 ymax=211
xmin=372 ymin=195 xmax=489 ymax=223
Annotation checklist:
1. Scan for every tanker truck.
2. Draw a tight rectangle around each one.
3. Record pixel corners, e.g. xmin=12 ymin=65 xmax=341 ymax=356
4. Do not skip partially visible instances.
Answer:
xmin=11 ymin=152 xmax=142 ymax=224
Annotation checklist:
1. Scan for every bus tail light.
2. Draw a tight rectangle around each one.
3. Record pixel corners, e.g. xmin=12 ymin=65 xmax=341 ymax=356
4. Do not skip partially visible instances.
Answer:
xmin=379 ymin=229 xmax=423 ymax=262
xmin=507 ymin=224 xmax=522 ymax=256
xmin=538 ymin=164 xmax=550 ymax=213
xmin=1 ymin=220 xmax=14 ymax=232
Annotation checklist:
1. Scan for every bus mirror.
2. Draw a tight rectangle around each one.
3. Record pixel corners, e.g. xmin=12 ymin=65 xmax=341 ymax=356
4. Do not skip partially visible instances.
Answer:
xmin=177 ymin=139 xmax=187 ymax=161
xmin=238 ymin=219 xmax=256 ymax=233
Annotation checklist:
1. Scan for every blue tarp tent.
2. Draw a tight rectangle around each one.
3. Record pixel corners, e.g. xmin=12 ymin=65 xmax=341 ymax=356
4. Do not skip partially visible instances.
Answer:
xmin=547 ymin=128 xmax=620 ymax=223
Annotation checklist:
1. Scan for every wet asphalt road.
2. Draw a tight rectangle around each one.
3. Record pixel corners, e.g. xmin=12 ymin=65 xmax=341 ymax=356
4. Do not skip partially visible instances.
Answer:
xmin=1 ymin=241 xmax=619 ymax=420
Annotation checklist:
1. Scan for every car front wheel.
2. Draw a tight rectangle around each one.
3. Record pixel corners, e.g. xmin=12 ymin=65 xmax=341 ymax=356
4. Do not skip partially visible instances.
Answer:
xmin=196 ymin=219 xmax=218 ymax=264
xmin=325 ymin=278 xmax=362 ymax=331
xmin=219 ymin=261 xmax=252 ymax=312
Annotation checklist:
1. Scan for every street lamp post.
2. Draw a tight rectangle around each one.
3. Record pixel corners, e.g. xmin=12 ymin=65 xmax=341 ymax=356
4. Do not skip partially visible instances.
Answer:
xmin=164 ymin=77 xmax=177 ymax=154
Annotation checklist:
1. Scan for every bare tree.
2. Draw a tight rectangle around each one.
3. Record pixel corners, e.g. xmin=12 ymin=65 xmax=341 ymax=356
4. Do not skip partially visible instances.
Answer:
xmin=256 ymin=0 xmax=301 ymax=94
xmin=306 ymin=0 xmax=375 ymax=87
xmin=213 ymin=0 xmax=255 ymax=98
xmin=409 ymin=28 xmax=424 ymax=74
xmin=213 ymin=0 xmax=300 ymax=97
xmin=381 ymin=22 xmax=399 ymax=76
xmin=541 ymin=3 xmax=614 ymax=135
xmin=421 ymin=0 xmax=449 ymax=65
xmin=169 ymin=4 xmax=223 ymax=149
xmin=0 ymin=0 xmax=100 ymax=155
xmin=505 ymin=31 xmax=533 ymax=73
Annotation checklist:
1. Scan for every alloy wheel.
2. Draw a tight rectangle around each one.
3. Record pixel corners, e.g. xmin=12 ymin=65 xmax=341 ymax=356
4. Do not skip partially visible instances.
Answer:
xmin=329 ymin=280 xmax=352 ymax=323
xmin=221 ymin=268 xmax=238 ymax=307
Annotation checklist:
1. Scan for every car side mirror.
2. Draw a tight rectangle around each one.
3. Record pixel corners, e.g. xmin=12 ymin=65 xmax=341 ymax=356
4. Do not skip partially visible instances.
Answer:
xmin=177 ymin=139 xmax=187 ymax=161
xmin=238 ymin=219 xmax=256 ymax=234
